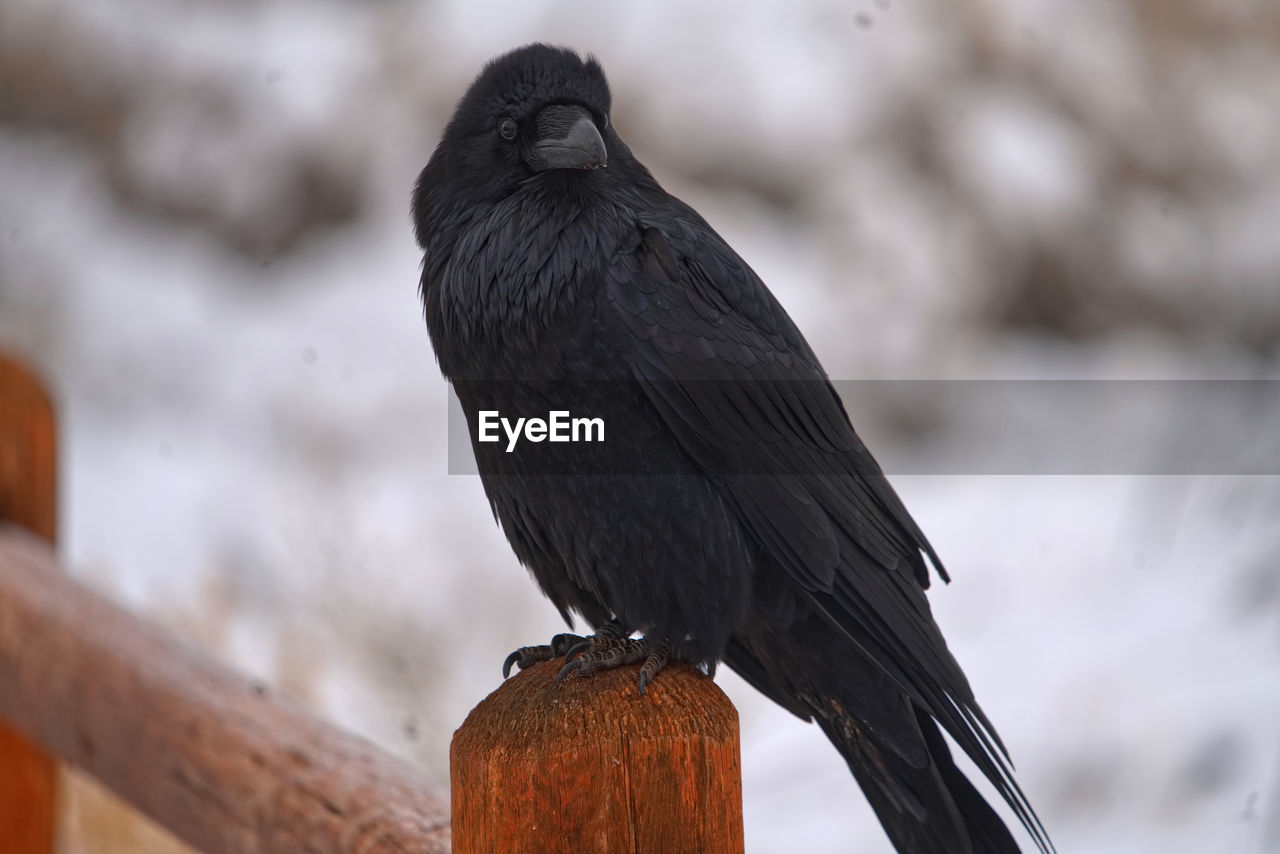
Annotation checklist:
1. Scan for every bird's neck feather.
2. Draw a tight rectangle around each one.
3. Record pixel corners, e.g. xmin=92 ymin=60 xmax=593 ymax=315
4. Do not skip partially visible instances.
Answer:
xmin=423 ymin=182 xmax=614 ymax=379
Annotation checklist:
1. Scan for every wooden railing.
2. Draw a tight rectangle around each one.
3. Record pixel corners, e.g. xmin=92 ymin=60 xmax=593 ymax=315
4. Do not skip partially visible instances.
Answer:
xmin=0 ymin=352 xmax=744 ymax=853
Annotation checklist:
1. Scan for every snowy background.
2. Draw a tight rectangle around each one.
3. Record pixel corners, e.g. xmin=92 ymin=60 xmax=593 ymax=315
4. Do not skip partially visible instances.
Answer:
xmin=2 ymin=0 xmax=1279 ymax=851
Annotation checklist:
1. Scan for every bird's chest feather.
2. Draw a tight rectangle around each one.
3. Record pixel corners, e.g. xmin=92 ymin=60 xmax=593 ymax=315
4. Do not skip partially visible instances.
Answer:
xmin=424 ymin=191 xmax=622 ymax=380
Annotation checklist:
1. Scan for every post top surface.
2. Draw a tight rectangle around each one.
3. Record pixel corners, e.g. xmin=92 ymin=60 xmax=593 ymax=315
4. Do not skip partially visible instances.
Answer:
xmin=454 ymin=659 xmax=738 ymax=752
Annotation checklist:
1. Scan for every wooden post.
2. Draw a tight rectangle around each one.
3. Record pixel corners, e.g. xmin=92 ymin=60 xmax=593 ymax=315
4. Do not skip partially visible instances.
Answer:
xmin=451 ymin=658 xmax=744 ymax=854
xmin=0 ymin=354 xmax=59 ymax=854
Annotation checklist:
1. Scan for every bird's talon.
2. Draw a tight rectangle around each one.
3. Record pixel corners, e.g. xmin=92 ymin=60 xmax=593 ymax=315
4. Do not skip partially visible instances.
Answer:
xmin=501 ymin=644 xmax=558 ymax=678
xmin=556 ymin=658 xmax=583 ymax=684
xmin=502 ymin=624 xmax=670 ymax=691
xmin=563 ymin=639 xmax=592 ymax=661
xmin=550 ymin=633 xmax=586 ymax=657
xmin=636 ymin=642 xmax=671 ymax=694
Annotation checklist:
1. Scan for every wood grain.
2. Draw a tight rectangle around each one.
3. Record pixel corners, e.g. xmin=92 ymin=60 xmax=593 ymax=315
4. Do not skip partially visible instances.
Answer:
xmin=452 ymin=658 xmax=744 ymax=854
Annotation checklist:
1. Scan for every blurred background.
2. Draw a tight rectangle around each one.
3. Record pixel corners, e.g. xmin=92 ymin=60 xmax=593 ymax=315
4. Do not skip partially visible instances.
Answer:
xmin=2 ymin=0 xmax=1278 ymax=851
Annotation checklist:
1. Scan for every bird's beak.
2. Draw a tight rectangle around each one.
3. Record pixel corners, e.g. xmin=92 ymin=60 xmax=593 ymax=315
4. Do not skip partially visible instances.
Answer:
xmin=528 ymin=105 xmax=607 ymax=171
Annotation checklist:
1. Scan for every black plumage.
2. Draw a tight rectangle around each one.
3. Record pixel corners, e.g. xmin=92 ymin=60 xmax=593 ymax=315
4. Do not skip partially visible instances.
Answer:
xmin=412 ymin=44 xmax=1053 ymax=854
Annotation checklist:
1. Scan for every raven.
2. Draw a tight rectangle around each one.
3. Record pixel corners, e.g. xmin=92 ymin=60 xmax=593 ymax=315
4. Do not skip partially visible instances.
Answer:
xmin=413 ymin=44 xmax=1053 ymax=854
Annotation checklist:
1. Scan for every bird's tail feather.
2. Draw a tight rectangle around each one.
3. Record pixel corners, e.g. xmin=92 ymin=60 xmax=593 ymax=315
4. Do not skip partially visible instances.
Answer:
xmin=815 ymin=703 xmax=1022 ymax=854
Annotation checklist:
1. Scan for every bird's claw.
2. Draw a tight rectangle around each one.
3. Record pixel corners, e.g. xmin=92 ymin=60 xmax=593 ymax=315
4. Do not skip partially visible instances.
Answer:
xmin=555 ymin=656 xmax=584 ymax=685
xmin=504 ymin=623 xmax=675 ymax=695
xmin=636 ymin=642 xmax=672 ymax=697
xmin=501 ymin=649 xmax=525 ymax=679
xmin=501 ymin=632 xmax=588 ymax=678
xmin=561 ymin=638 xmax=593 ymax=661
xmin=502 ymin=645 xmax=548 ymax=678
xmin=553 ymin=629 xmax=637 ymax=684
xmin=556 ymin=636 xmax=645 ymax=683
xmin=555 ymin=634 xmax=677 ymax=695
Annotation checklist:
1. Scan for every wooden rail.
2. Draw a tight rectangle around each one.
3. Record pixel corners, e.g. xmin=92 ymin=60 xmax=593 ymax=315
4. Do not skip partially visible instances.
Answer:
xmin=0 ymin=527 xmax=452 ymax=853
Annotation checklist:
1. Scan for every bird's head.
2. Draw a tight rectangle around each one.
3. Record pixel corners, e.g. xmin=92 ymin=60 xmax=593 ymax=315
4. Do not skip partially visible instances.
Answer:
xmin=413 ymin=44 xmax=613 ymax=247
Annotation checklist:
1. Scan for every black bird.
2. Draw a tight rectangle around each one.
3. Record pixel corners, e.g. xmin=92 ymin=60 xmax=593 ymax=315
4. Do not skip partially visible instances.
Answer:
xmin=412 ymin=44 xmax=1053 ymax=854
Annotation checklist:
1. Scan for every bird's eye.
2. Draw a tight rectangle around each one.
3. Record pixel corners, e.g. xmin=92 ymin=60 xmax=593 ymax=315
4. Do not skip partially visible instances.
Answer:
xmin=499 ymin=118 xmax=518 ymax=140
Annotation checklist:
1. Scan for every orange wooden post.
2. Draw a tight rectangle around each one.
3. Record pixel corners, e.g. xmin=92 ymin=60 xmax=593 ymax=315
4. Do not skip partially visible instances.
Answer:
xmin=0 ymin=354 xmax=59 ymax=854
xmin=451 ymin=659 xmax=744 ymax=854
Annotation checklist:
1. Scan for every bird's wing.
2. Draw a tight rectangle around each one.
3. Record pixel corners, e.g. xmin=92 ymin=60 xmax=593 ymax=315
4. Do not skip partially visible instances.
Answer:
xmin=603 ymin=213 xmax=1045 ymax=842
